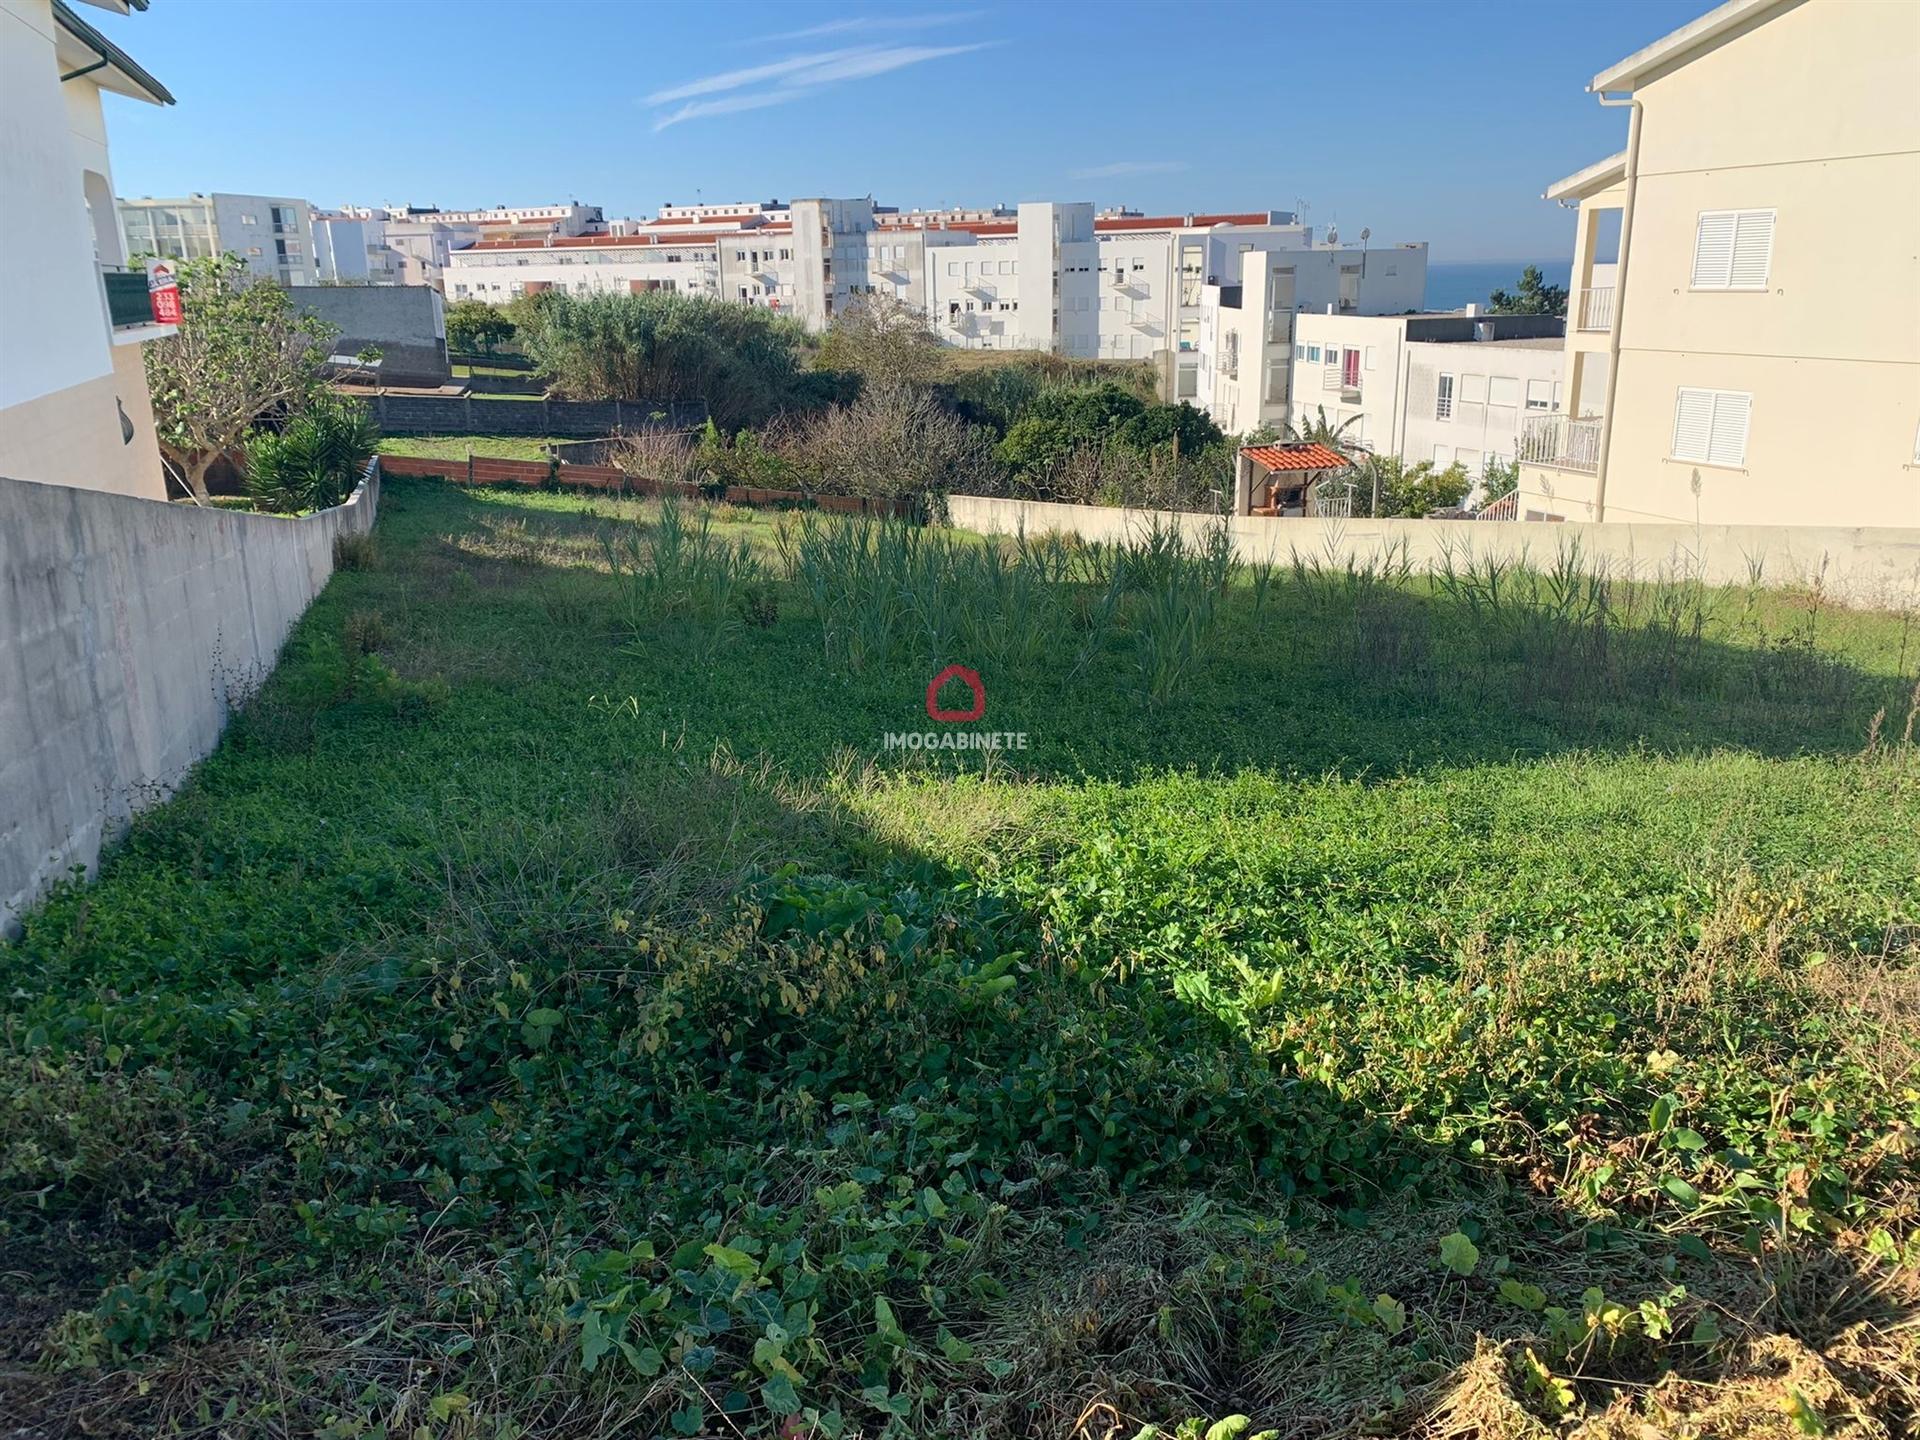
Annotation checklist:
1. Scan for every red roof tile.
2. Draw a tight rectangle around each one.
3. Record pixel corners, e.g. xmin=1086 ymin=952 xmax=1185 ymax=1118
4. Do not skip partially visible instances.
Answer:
xmin=1094 ymin=211 xmax=1272 ymax=233
xmin=1241 ymin=443 xmax=1348 ymax=472
xmin=464 ymin=226 xmax=789 ymax=252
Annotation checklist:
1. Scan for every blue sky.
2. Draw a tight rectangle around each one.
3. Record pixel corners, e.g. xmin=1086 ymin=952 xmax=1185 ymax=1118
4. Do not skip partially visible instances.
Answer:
xmin=92 ymin=0 xmax=1705 ymax=262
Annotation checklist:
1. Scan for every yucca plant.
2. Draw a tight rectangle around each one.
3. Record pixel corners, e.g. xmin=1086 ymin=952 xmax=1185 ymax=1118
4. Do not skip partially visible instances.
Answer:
xmin=244 ymin=395 xmax=378 ymax=514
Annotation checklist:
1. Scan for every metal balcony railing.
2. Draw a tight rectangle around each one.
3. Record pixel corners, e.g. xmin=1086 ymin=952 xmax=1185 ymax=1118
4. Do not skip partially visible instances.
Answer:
xmin=1517 ymin=413 xmax=1603 ymax=474
xmin=1577 ymin=286 xmax=1615 ymax=332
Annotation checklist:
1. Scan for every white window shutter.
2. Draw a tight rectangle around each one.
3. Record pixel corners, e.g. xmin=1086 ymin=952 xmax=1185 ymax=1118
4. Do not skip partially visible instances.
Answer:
xmin=1672 ymin=389 xmax=1715 ymax=461
xmin=1691 ymin=213 xmax=1737 ymax=287
xmin=1708 ymin=391 xmax=1751 ymax=465
xmin=1729 ymin=212 xmax=1774 ymax=288
xmin=1364 ymin=345 xmax=1376 ymax=371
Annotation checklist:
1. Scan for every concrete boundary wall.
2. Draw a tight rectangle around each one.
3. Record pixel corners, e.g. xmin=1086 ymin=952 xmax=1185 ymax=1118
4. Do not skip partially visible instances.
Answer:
xmin=945 ymin=495 xmax=1920 ymax=609
xmin=0 ymin=462 xmax=381 ymax=934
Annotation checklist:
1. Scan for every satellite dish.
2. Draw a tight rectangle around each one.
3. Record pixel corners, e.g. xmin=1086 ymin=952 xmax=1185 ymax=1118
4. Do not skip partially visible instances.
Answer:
xmin=1326 ymin=223 xmax=1338 ymax=246
xmin=1360 ymin=227 xmax=1371 ymax=245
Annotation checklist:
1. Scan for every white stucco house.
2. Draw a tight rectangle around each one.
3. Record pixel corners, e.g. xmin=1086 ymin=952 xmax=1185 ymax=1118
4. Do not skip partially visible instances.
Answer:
xmin=0 ymin=0 xmax=174 ymax=499
xmin=1517 ymin=0 xmax=1920 ymax=526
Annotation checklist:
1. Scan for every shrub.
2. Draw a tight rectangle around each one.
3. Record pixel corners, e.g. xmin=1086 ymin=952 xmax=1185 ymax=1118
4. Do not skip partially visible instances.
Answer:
xmin=996 ymin=382 xmax=1148 ymax=475
xmin=332 ymin=530 xmax=377 ymax=571
xmin=514 ymin=290 xmax=814 ymax=431
xmin=611 ymin=425 xmax=701 ymax=491
xmin=1114 ymin=401 xmax=1225 ymax=458
xmin=445 ymin=298 xmax=515 ymax=355
xmin=245 ymin=395 xmax=378 ymax=514
xmin=1346 ymin=454 xmax=1475 ymax=518
xmin=814 ymin=293 xmax=945 ymax=389
xmin=787 ymin=385 xmax=996 ymax=512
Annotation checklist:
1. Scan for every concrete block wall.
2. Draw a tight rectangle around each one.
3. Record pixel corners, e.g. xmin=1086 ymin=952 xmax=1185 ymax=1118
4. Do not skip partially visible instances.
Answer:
xmin=367 ymin=394 xmax=707 ymax=437
xmin=0 ymin=462 xmax=380 ymax=934
xmin=946 ymin=495 xmax=1920 ymax=609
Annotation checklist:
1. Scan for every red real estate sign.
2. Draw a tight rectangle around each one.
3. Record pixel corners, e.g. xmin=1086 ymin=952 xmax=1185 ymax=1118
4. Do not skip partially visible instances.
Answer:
xmin=145 ymin=259 xmax=182 ymax=325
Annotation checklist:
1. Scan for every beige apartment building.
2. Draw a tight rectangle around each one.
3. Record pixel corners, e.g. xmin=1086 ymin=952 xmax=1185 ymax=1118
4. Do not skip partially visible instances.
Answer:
xmin=1517 ymin=0 xmax=1920 ymax=527
xmin=1 ymin=0 xmax=174 ymax=500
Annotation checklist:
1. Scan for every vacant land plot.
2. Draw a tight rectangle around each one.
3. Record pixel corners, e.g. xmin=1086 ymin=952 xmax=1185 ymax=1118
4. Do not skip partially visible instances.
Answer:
xmin=4 ymin=478 xmax=1916 ymax=1439
xmin=379 ymin=434 xmax=569 ymax=463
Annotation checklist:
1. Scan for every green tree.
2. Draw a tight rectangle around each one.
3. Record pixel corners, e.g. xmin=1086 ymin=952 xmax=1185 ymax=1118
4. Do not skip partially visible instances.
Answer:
xmin=143 ymin=255 xmax=336 ymax=502
xmin=1115 ymin=402 xmax=1224 ymax=458
xmin=995 ymin=382 xmax=1146 ymax=476
xmin=1479 ymin=457 xmax=1520 ymax=504
xmin=1487 ymin=265 xmax=1569 ymax=317
xmin=814 ymin=293 xmax=945 ymax=390
xmin=513 ymin=291 xmax=812 ymax=431
xmin=1348 ymin=454 xmax=1474 ymax=517
xmin=445 ymin=299 xmax=515 ymax=355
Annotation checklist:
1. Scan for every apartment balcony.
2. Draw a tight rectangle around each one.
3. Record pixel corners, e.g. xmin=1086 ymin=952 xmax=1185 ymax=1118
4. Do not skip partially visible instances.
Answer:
xmin=1518 ymin=413 xmax=1603 ymax=474
xmin=1264 ymin=311 xmax=1292 ymax=345
xmin=1321 ymin=370 xmax=1361 ymax=404
xmin=1576 ymin=285 xmax=1615 ymax=332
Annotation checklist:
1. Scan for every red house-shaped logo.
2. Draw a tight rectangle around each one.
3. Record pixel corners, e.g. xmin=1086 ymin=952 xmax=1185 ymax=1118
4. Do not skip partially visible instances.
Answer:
xmin=925 ymin=664 xmax=985 ymax=722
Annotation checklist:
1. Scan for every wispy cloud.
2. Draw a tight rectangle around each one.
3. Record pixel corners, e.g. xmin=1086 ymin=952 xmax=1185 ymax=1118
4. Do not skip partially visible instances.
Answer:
xmin=1069 ymin=160 xmax=1192 ymax=181
xmin=646 ymin=51 xmax=852 ymax=105
xmin=748 ymin=11 xmax=982 ymax=44
xmin=649 ymin=42 xmax=994 ymax=130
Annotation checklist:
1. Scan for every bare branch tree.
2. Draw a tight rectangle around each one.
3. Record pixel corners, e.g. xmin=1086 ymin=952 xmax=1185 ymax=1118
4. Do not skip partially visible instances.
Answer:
xmin=143 ymin=256 xmax=336 ymax=502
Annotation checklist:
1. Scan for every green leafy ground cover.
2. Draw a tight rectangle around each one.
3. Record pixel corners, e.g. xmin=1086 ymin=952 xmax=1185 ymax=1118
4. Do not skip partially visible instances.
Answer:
xmin=4 ymin=478 xmax=1917 ymax=1440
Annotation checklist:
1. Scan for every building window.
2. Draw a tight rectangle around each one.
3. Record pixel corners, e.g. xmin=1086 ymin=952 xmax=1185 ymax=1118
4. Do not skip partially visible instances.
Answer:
xmin=1461 ymin=373 xmax=1487 ymax=404
xmin=1487 ymin=376 xmax=1520 ymax=409
xmin=1433 ymin=444 xmax=1453 ymax=466
xmin=1670 ymin=388 xmax=1752 ymax=467
xmin=1525 ymin=379 xmax=1553 ymax=411
xmin=1690 ymin=210 xmax=1774 ymax=291
xmin=1363 ymin=346 xmax=1376 ymax=371
xmin=1436 ymin=373 xmax=1454 ymax=420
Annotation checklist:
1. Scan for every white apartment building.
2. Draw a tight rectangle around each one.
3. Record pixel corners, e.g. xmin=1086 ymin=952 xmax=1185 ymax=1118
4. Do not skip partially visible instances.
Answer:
xmin=378 ymin=216 xmax=479 ymax=289
xmin=1175 ymin=232 xmax=1430 ymax=434
xmin=1 ymin=0 xmax=174 ymax=499
xmin=655 ymin=199 xmax=788 ymax=225
xmin=398 ymin=202 xmax=602 ymax=236
xmin=312 ymin=212 xmax=400 ymax=285
xmin=118 ymin=192 xmax=318 ymax=285
xmin=1517 ymin=0 xmax=1920 ymax=527
xmin=442 ymin=196 xmax=1431 ymax=420
xmin=445 ymin=228 xmax=787 ymax=308
xmin=1274 ymin=310 xmax=1565 ymax=482
xmin=314 ymin=203 xmax=598 ymax=290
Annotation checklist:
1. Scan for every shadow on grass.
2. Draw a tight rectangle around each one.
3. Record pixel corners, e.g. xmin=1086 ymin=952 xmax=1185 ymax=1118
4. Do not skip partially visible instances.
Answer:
xmin=4 ymin=476 xmax=1916 ymax=1437
xmin=367 ymin=477 xmax=1919 ymax=789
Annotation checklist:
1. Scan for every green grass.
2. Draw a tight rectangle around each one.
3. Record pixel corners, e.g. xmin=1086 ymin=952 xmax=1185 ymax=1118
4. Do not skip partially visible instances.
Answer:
xmin=378 ymin=434 xmax=567 ymax=462
xmin=4 ymin=478 xmax=1917 ymax=1439
xmin=452 ymin=362 xmax=535 ymax=381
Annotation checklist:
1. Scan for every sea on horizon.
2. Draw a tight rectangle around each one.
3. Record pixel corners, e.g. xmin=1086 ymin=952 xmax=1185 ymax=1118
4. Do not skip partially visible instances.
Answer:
xmin=1423 ymin=259 xmax=1572 ymax=313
